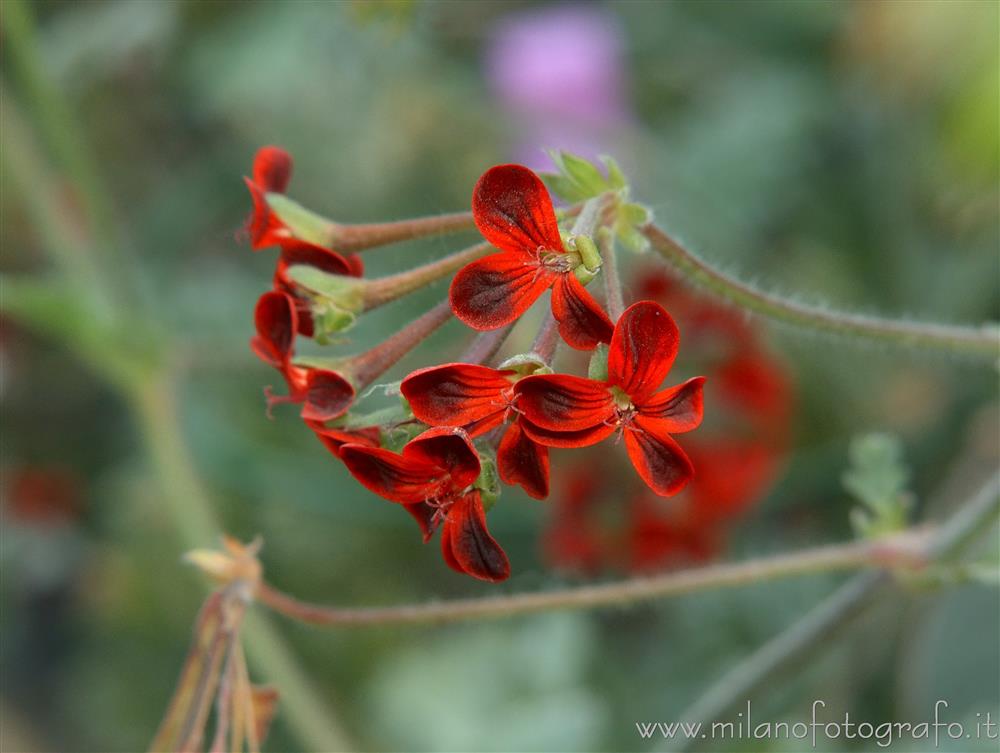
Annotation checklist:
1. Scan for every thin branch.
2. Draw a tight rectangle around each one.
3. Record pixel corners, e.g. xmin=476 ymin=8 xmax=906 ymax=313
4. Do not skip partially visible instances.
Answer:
xmin=257 ymin=531 xmax=931 ymax=628
xmin=663 ymin=470 xmax=1000 ymax=752
xmin=643 ymin=224 xmax=999 ymax=360
xmin=598 ymin=228 xmax=625 ymax=320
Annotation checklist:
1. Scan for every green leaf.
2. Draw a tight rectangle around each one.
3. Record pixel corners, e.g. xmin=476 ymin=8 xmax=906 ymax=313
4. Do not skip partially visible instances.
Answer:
xmin=265 ymin=193 xmax=337 ymax=247
xmin=843 ymin=432 xmax=913 ymax=538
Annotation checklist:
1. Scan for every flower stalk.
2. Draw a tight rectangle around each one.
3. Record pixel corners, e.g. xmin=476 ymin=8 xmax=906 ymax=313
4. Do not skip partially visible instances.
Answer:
xmin=643 ymin=223 xmax=1000 ymax=360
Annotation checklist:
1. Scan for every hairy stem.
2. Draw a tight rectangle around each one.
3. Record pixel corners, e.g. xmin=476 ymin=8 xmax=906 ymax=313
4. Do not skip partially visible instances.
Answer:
xmin=333 ymin=211 xmax=476 ymax=254
xmin=363 ymin=242 xmax=490 ymax=310
xmin=257 ymin=531 xmax=930 ymax=628
xmin=349 ymin=299 xmax=453 ymax=386
xmin=643 ymin=224 xmax=999 ymax=360
xmin=461 ymin=323 xmax=516 ymax=365
xmin=598 ymin=228 xmax=625 ymax=320
xmin=664 ymin=471 xmax=1000 ymax=752
xmin=530 ymin=311 xmax=561 ymax=364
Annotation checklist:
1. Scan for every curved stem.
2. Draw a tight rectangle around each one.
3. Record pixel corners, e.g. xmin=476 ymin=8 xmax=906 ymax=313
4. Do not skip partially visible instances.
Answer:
xmin=530 ymin=311 xmax=561 ymax=364
xmin=461 ymin=323 xmax=516 ymax=365
xmin=362 ymin=242 xmax=490 ymax=310
xmin=643 ymin=224 xmax=999 ymax=360
xmin=257 ymin=531 xmax=930 ymax=628
xmin=663 ymin=470 xmax=1000 ymax=752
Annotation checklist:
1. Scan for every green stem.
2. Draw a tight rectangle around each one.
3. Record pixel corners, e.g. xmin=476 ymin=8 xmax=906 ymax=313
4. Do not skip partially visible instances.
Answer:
xmin=256 ymin=531 xmax=930 ymax=628
xmin=128 ymin=375 xmax=357 ymax=752
xmin=3 ymin=0 xmax=127 ymax=296
xmin=598 ymin=227 xmax=625 ymax=320
xmin=663 ymin=471 xmax=1000 ymax=752
xmin=643 ymin=224 xmax=999 ymax=360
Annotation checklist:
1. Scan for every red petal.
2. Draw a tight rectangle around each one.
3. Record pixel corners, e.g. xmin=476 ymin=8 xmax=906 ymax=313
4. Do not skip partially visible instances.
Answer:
xmin=497 ymin=421 xmax=549 ymax=499
xmin=401 ymin=363 xmax=513 ymax=434
xmin=403 ymin=502 xmax=437 ymax=543
xmin=251 ymin=291 xmax=297 ymax=366
xmin=440 ymin=491 xmax=510 ymax=582
xmin=339 ymin=444 xmax=445 ymax=504
xmin=514 ymin=374 xmax=614 ymax=431
xmin=472 ymin=164 xmax=563 ymax=256
xmin=401 ymin=427 xmax=481 ymax=492
xmin=551 ymin=274 xmax=614 ymax=350
xmin=638 ymin=376 xmax=706 ymax=434
xmin=608 ymin=301 xmax=680 ymax=401
xmin=243 ymin=177 xmax=288 ymax=249
xmin=518 ymin=417 xmax=616 ymax=448
xmin=624 ymin=417 xmax=695 ymax=497
xmin=345 ymin=253 xmax=365 ymax=277
xmin=276 ymin=240 xmax=357 ymax=283
xmin=252 ymin=146 xmax=293 ymax=192
xmin=311 ymin=424 xmax=380 ymax=459
xmin=300 ymin=369 xmax=355 ymax=422
xmin=449 ymin=252 xmax=553 ymax=330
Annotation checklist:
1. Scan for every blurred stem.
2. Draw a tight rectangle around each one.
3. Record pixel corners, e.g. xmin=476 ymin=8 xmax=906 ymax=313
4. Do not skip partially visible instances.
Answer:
xmin=643 ymin=224 xmax=1000 ymax=360
xmin=461 ymin=323 xmax=516 ymax=365
xmin=664 ymin=471 xmax=1000 ymax=753
xmin=128 ymin=375 xmax=356 ymax=752
xmin=530 ymin=311 xmax=560 ymax=364
xmin=256 ymin=531 xmax=931 ymax=628
xmin=3 ymin=0 xmax=126 ymax=295
xmin=0 ymin=83 xmax=112 ymax=317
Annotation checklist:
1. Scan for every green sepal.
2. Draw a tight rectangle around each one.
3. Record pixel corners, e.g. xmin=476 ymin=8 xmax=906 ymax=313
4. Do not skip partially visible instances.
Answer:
xmin=291 ymin=354 xmax=353 ymax=373
xmin=475 ymin=454 xmax=501 ymax=512
xmin=286 ymin=264 xmax=365 ymax=338
xmin=498 ymin=353 xmax=553 ymax=376
xmin=265 ymin=193 xmax=338 ymax=247
xmin=573 ymin=235 xmax=602 ymax=273
xmin=587 ymin=343 xmax=610 ymax=382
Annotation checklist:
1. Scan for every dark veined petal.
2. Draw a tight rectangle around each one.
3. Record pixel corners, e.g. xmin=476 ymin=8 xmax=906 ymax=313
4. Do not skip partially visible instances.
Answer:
xmin=440 ymin=491 xmax=510 ymax=582
xmin=637 ymin=376 xmax=706 ymax=434
xmin=518 ymin=416 xmax=616 ymax=448
xmin=300 ymin=369 xmax=355 ymax=422
xmin=309 ymin=423 xmax=380 ymax=459
xmin=275 ymin=240 xmax=358 ymax=285
xmin=449 ymin=252 xmax=554 ymax=330
xmin=401 ymin=363 xmax=513 ymax=433
xmin=496 ymin=421 xmax=550 ymax=499
xmin=401 ymin=427 xmax=481 ymax=493
xmin=623 ymin=417 xmax=695 ymax=497
xmin=252 ymin=146 xmax=293 ymax=192
xmin=551 ymin=274 xmax=614 ymax=350
xmin=339 ymin=444 xmax=445 ymax=504
xmin=472 ymin=164 xmax=563 ymax=257
xmin=514 ymin=374 xmax=614 ymax=431
xmin=250 ymin=291 xmax=297 ymax=367
xmin=608 ymin=301 xmax=680 ymax=401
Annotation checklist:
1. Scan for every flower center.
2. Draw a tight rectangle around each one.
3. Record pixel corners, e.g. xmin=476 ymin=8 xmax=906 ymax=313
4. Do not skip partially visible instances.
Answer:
xmin=538 ymin=248 xmax=580 ymax=274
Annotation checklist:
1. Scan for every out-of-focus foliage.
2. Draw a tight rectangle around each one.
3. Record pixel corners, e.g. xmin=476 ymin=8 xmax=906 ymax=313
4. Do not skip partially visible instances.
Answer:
xmin=1 ymin=2 xmax=997 ymax=752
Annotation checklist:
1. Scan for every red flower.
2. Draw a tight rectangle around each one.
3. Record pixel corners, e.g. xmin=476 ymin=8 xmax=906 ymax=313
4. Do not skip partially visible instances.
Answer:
xmin=516 ymin=301 xmax=705 ymax=496
xmin=250 ymin=290 xmax=355 ymax=421
xmin=339 ymin=427 xmax=510 ymax=582
xmin=244 ymin=147 xmax=363 ymax=336
xmin=307 ymin=420 xmax=381 ymax=460
xmin=449 ymin=164 xmax=613 ymax=350
xmin=401 ymin=363 xmax=550 ymax=499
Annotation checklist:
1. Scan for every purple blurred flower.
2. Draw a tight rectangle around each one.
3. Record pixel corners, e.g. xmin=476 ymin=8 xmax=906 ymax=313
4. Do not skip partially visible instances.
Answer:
xmin=485 ymin=4 xmax=632 ymax=168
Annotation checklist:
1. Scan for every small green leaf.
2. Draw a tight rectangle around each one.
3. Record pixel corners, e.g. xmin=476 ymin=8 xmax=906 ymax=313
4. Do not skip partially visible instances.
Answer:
xmin=843 ymin=432 xmax=913 ymax=538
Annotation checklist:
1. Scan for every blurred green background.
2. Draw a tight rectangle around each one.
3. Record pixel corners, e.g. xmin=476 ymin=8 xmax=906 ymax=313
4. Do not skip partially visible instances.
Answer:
xmin=1 ymin=1 xmax=997 ymax=751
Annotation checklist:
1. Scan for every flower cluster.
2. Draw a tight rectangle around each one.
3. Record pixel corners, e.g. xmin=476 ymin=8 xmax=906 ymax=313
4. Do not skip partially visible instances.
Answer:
xmin=243 ymin=149 xmax=708 ymax=582
xmin=544 ymin=269 xmax=793 ymax=574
